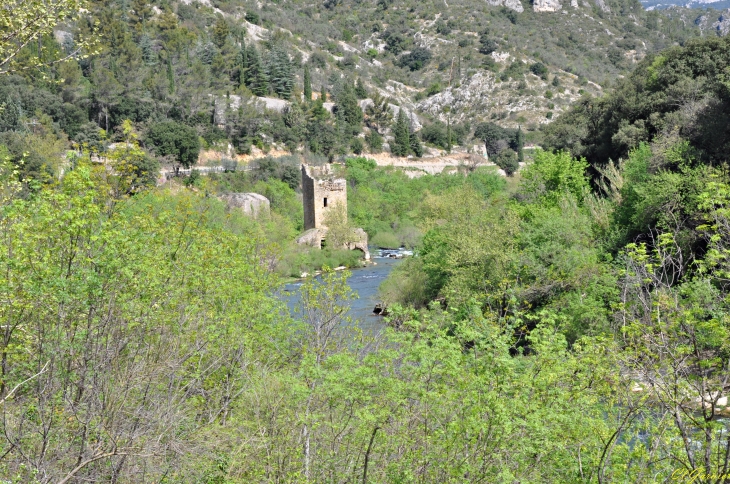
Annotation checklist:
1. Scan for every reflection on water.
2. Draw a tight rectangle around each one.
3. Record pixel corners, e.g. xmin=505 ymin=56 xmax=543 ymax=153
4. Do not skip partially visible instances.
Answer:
xmin=281 ymin=249 xmax=407 ymax=333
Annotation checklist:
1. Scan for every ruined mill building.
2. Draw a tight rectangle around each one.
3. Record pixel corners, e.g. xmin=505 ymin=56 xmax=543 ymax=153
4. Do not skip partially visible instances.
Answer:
xmin=301 ymin=164 xmax=348 ymax=230
xmin=297 ymin=164 xmax=370 ymax=260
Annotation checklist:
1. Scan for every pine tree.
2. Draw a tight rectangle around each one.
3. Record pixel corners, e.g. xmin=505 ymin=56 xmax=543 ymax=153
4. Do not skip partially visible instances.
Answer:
xmin=355 ymin=78 xmax=367 ymax=99
xmin=303 ymin=65 xmax=312 ymax=101
xmin=245 ymin=45 xmax=268 ymax=96
xmin=237 ymin=42 xmax=248 ymax=88
xmin=409 ymin=125 xmax=423 ymax=157
xmin=392 ymin=108 xmax=410 ymax=157
xmin=130 ymin=0 xmax=152 ymax=27
xmin=213 ymin=17 xmax=230 ymax=48
xmin=334 ymin=81 xmax=363 ymax=135
xmin=266 ymin=45 xmax=294 ymax=99
xmin=139 ymin=35 xmax=156 ymax=65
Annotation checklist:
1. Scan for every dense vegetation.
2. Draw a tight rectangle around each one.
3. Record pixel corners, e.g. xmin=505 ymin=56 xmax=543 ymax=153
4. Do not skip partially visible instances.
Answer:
xmin=4 ymin=0 xmax=730 ymax=482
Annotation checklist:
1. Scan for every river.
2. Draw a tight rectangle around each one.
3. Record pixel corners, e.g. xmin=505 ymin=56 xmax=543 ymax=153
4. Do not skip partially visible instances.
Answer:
xmin=281 ymin=249 xmax=409 ymax=333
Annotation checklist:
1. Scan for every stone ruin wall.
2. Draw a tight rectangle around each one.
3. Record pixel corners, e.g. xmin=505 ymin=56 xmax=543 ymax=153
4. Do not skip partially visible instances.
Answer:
xmin=301 ymin=164 xmax=348 ymax=230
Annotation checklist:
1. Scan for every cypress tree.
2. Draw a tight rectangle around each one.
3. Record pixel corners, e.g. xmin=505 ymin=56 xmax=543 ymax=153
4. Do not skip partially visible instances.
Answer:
xmin=320 ymin=84 xmax=327 ymax=102
xmin=516 ymin=125 xmax=525 ymax=164
xmin=392 ymin=108 xmax=410 ymax=157
xmin=167 ymin=56 xmax=175 ymax=94
xmin=303 ymin=65 xmax=312 ymax=101
xmin=446 ymin=117 xmax=452 ymax=153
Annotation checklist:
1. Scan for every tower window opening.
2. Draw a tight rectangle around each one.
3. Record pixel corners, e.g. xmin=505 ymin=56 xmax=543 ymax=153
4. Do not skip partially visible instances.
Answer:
xmin=323 ymin=197 xmax=328 ymax=207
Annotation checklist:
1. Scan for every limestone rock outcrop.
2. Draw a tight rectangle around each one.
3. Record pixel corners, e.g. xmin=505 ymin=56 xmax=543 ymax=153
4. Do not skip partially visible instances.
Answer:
xmin=715 ymin=10 xmax=730 ymax=36
xmin=485 ymin=0 xmax=524 ymax=13
xmin=221 ymin=193 xmax=270 ymax=218
xmin=533 ymin=0 xmax=562 ymax=12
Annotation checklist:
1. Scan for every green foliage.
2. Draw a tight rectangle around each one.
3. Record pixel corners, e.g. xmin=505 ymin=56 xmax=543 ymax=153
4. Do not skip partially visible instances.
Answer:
xmin=303 ymin=64 xmax=312 ymax=101
xmin=545 ymin=35 xmax=730 ymax=170
xmin=397 ymin=47 xmax=432 ymax=71
xmin=365 ymin=129 xmax=383 ymax=153
xmin=530 ymin=61 xmax=548 ymax=79
xmin=266 ymin=44 xmax=294 ymax=99
xmin=146 ymin=120 xmax=200 ymax=168
xmin=391 ymin=108 xmax=410 ymax=157
xmin=520 ymin=149 xmax=589 ymax=205
xmin=495 ymin=148 xmax=519 ymax=176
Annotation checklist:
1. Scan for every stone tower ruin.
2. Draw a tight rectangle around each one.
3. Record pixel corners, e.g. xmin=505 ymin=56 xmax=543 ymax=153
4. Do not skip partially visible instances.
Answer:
xmin=301 ymin=164 xmax=348 ymax=230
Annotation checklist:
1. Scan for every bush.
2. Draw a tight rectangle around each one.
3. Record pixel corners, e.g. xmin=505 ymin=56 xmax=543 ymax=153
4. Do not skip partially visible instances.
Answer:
xmin=366 ymin=129 xmax=383 ymax=153
xmin=351 ymin=137 xmax=364 ymax=155
xmin=371 ymin=231 xmax=401 ymax=249
xmin=530 ymin=62 xmax=549 ymax=80
xmin=495 ymin=149 xmax=519 ymax=176
xmin=397 ymin=47 xmax=432 ymax=71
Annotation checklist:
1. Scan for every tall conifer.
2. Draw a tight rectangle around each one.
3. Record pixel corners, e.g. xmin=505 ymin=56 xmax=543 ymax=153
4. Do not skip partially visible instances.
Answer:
xmin=303 ymin=65 xmax=312 ymax=101
xmin=392 ymin=108 xmax=410 ymax=157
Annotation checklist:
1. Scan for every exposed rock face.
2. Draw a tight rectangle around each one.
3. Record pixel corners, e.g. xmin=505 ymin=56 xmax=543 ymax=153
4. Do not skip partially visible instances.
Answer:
xmin=221 ymin=193 xmax=270 ymax=218
xmin=486 ymin=0 xmax=524 ymax=13
xmin=533 ymin=0 xmax=562 ymax=12
xmin=296 ymin=227 xmax=371 ymax=260
xmin=715 ymin=10 xmax=730 ymax=36
xmin=593 ymin=0 xmax=611 ymax=12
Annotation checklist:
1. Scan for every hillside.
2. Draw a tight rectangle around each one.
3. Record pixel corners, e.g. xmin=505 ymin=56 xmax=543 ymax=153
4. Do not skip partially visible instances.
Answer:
xmin=0 ymin=0 xmax=717 ymax=178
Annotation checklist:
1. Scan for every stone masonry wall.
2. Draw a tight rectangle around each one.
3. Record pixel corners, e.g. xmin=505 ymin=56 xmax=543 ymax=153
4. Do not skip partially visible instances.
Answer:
xmin=301 ymin=164 xmax=348 ymax=230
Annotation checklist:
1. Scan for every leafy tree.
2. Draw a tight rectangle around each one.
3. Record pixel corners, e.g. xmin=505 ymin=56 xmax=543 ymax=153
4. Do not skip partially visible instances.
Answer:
xmin=0 ymin=0 xmax=97 ymax=73
xmin=391 ymin=108 xmax=410 ymax=157
xmin=495 ymin=148 xmax=519 ymax=176
xmin=519 ymin=150 xmax=589 ymax=205
xmin=474 ymin=121 xmax=513 ymax=157
xmin=146 ymin=120 xmax=200 ymax=169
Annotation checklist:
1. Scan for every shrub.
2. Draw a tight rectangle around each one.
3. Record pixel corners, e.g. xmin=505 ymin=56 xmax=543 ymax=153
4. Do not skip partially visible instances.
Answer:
xmin=495 ymin=149 xmax=519 ymax=176
xmin=397 ymin=47 xmax=432 ymax=71
xmin=366 ymin=130 xmax=383 ymax=153
xmin=371 ymin=231 xmax=401 ymax=249
xmin=530 ymin=62 xmax=549 ymax=80
xmin=351 ymin=137 xmax=364 ymax=155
